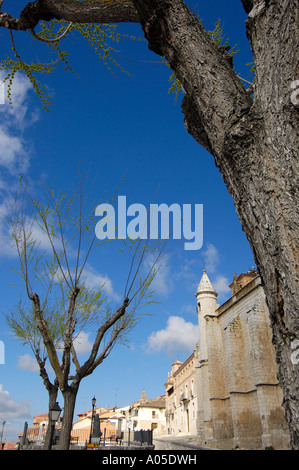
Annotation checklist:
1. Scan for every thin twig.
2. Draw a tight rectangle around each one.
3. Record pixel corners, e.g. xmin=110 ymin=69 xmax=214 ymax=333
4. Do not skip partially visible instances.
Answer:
xmin=239 ymin=76 xmax=253 ymax=86
xmin=29 ymin=22 xmax=73 ymax=43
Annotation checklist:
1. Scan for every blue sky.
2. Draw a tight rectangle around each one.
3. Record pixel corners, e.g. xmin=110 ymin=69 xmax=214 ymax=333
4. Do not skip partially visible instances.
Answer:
xmin=0 ymin=0 xmax=255 ymax=442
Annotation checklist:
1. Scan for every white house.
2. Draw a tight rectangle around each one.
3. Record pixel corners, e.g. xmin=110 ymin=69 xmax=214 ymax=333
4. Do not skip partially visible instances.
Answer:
xmin=116 ymin=391 xmax=166 ymax=435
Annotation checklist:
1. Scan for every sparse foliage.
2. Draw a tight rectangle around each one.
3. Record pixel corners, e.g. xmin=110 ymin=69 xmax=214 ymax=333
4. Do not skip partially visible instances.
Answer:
xmin=6 ymin=175 xmax=165 ymax=449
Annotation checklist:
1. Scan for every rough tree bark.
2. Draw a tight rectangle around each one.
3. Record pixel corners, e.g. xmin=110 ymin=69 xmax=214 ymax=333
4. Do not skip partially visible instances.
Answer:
xmin=132 ymin=0 xmax=299 ymax=448
xmin=132 ymin=0 xmax=299 ymax=447
xmin=0 ymin=0 xmax=140 ymax=30
xmin=35 ymin=352 xmax=59 ymax=450
xmin=1 ymin=0 xmax=298 ymax=448
xmin=59 ymin=385 xmax=79 ymax=450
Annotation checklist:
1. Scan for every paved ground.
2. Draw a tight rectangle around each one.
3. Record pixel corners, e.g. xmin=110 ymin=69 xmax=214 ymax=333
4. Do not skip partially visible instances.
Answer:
xmin=153 ymin=434 xmax=218 ymax=451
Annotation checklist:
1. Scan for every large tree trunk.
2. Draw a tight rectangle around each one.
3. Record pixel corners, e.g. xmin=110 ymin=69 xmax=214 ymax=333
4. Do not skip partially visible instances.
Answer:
xmin=58 ymin=385 xmax=79 ymax=450
xmin=228 ymin=0 xmax=299 ymax=448
xmin=131 ymin=0 xmax=299 ymax=448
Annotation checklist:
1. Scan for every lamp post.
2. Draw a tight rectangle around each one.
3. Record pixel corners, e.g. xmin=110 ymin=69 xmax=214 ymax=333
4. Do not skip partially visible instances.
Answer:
xmin=0 ymin=421 xmax=5 ymax=450
xmin=89 ymin=396 xmax=96 ymax=444
xmin=49 ymin=402 xmax=62 ymax=450
xmin=92 ymin=395 xmax=96 ymax=411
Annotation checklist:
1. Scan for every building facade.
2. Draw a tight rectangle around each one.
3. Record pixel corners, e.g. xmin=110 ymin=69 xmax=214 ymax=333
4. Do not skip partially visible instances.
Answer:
xmin=165 ymin=270 xmax=291 ymax=450
xmin=165 ymin=357 xmax=197 ymax=436
xmin=118 ymin=391 xmax=166 ymax=435
xmin=17 ymin=412 xmax=62 ymax=448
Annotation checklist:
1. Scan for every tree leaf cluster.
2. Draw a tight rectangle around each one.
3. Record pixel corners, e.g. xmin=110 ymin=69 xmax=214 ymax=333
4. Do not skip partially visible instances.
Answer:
xmin=1 ymin=20 xmax=135 ymax=110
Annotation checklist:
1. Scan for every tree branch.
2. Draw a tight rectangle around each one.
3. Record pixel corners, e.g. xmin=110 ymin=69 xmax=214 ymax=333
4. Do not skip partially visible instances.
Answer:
xmin=73 ymin=297 xmax=129 ymax=383
xmin=131 ymin=0 xmax=252 ymax=158
xmin=0 ymin=0 xmax=139 ymax=31
xmin=1 ymin=0 xmax=252 ymax=158
xmin=80 ymin=325 xmax=122 ymax=378
xmin=29 ymin=21 xmax=73 ymax=43
xmin=35 ymin=348 xmax=58 ymax=394
xmin=32 ymin=292 xmax=64 ymax=388
xmin=62 ymin=287 xmax=80 ymax=389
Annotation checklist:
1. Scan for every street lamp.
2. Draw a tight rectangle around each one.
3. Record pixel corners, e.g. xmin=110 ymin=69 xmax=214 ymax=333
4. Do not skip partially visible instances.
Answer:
xmin=92 ymin=396 xmax=96 ymax=411
xmin=0 ymin=421 xmax=6 ymax=450
xmin=89 ymin=396 xmax=96 ymax=444
xmin=49 ymin=402 xmax=62 ymax=449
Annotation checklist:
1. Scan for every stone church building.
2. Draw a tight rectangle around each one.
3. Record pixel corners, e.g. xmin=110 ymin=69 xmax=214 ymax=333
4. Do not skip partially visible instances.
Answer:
xmin=164 ymin=269 xmax=290 ymax=449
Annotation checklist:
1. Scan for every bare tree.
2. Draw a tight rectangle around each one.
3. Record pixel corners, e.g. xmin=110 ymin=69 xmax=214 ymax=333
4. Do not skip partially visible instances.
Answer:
xmin=7 ymin=177 xmax=165 ymax=450
xmin=0 ymin=0 xmax=298 ymax=448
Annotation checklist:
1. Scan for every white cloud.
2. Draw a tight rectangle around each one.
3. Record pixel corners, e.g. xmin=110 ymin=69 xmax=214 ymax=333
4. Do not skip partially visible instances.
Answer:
xmin=0 ymin=209 xmax=63 ymax=259
xmin=0 ymin=127 xmax=26 ymax=172
xmin=147 ymin=316 xmax=198 ymax=356
xmin=0 ymin=72 xmax=36 ymax=192
xmin=0 ymin=384 xmax=31 ymax=420
xmin=28 ymin=221 xmax=64 ymax=253
xmin=56 ymin=331 xmax=93 ymax=357
xmin=142 ymin=253 xmax=174 ymax=298
xmin=17 ymin=354 xmax=39 ymax=372
xmin=150 ymin=262 xmax=173 ymax=296
xmin=176 ymin=257 xmax=197 ymax=281
xmin=73 ymin=331 xmax=92 ymax=355
xmin=82 ymin=264 xmax=121 ymax=301
xmin=0 ymin=198 xmax=17 ymax=256
xmin=213 ymin=275 xmax=231 ymax=295
xmin=0 ymin=72 xmax=34 ymax=125
xmin=203 ymin=243 xmax=219 ymax=273
xmin=201 ymin=244 xmax=231 ymax=299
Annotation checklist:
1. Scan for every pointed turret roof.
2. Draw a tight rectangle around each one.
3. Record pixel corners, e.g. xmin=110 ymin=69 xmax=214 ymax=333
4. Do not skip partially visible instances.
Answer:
xmin=196 ymin=269 xmax=217 ymax=296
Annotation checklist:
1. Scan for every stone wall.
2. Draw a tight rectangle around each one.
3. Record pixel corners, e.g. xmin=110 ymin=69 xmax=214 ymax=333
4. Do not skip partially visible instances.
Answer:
xmin=202 ymin=277 xmax=290 ymax=449
xmin=165 ymin=271 xmax=291 ymax=450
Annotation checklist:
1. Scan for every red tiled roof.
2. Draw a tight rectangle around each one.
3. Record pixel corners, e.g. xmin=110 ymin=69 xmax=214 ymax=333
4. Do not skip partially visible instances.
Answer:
xmin=77 ymin=406 xmax=107 ymax=417
xmin=1 ymin=442 xmax=17 ymax=450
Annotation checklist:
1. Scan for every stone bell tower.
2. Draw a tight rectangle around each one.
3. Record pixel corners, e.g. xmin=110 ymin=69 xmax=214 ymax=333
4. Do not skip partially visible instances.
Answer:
xmin=195 ymin=269 xmax=218 ymax=443
xmin=195 ymin=269 xmax=218 ymax=361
